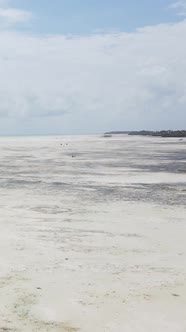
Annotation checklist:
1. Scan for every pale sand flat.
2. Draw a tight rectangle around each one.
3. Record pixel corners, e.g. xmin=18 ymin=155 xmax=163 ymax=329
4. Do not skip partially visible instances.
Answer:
xmin=0 ymin=135 xmax=185 ymax=331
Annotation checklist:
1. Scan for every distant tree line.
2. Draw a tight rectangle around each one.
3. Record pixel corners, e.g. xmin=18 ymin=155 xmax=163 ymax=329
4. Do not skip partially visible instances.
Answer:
xmin=105 ymin=130 xmax=186 ymax=137
xmin=128 ymin=130 xmax=186 ymax=137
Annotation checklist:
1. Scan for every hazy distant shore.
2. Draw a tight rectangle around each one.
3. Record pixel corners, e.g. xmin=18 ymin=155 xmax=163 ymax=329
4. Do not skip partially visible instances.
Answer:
xmin=105 ymin=130 xmax=186 ymax=137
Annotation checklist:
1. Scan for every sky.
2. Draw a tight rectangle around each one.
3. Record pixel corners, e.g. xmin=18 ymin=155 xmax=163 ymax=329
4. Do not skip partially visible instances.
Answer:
xmin=0 ymin=0 xmax=186 ymax=135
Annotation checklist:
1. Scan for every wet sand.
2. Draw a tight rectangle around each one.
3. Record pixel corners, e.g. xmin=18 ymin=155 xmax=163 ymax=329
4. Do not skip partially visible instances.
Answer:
xmin=0 ymin=135 xmax=186 ymax=332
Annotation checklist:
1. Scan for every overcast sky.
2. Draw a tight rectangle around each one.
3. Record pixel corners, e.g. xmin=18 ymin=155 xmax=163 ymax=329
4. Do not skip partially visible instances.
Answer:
xmin=0 ymin=0 xmax=186 ymax=135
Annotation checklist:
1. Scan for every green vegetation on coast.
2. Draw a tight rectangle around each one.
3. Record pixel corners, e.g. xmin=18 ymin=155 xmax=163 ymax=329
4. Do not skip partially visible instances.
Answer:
xmin=105 ymin=130 xmax=186 ymax=137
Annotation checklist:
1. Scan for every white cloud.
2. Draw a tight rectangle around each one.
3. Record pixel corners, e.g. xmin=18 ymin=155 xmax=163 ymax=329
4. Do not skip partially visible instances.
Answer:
xmin=0 ymin=19 xmax=186 ymax=133
xmin=0 ymin=0 xmax=32 ymax=28
xmin=0 ymin=0 xmax=10 ymax=4
xmin=169 ymin=1 xmax=186 ymax=16
xmin=0 ymin=7 xmax=31 ymax=25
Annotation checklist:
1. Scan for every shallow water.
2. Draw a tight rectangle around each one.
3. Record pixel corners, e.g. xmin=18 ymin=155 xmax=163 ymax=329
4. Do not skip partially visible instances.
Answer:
xmin=0 ymin=135 xmax=186 ymax=206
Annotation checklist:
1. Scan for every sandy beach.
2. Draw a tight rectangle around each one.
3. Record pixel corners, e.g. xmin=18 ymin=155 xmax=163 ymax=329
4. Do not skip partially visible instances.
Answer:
xmin=0 ymin=134 xmax=186 ymax=332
